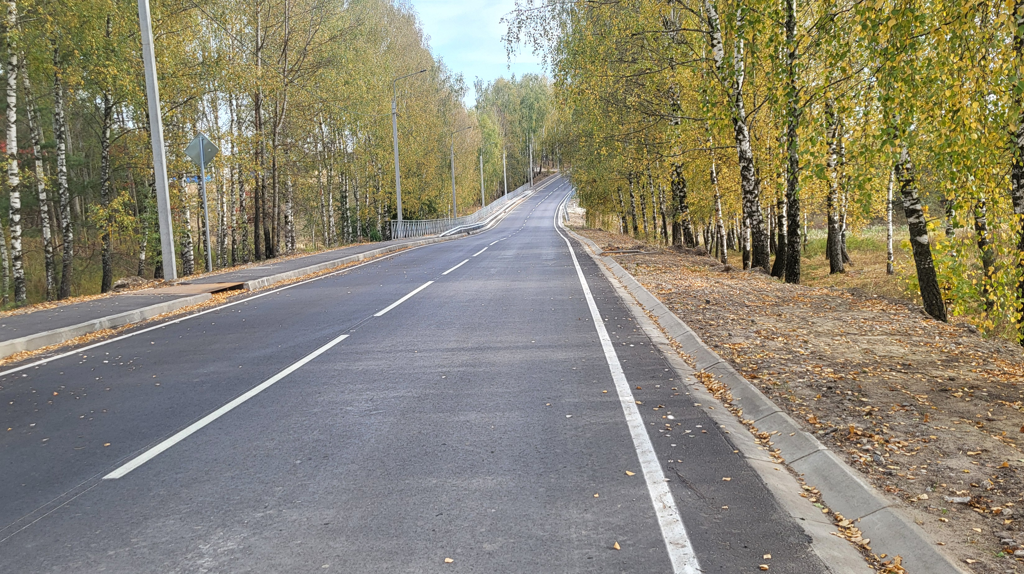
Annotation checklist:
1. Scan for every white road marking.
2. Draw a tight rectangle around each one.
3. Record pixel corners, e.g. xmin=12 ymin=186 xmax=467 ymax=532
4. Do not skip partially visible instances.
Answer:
xmin=0 ymin=243 xmax=440 ymax=379
xmin=104 ymin=333 xmax=350 ymax=479
xmin=472 ymin=247 xmax=488 ymax=257
xmin=442 ymin=259 xmax=470 ymax=276
xmin=374 ymin=281 xmax=433 ymax=317
xmin=489 ymin=240 xmax=499 ymax=246
xmin=553 ymin=189 xmax=702 ymax=574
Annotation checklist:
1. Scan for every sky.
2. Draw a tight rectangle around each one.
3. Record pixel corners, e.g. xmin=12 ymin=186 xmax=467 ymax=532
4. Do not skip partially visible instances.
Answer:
xmin=408 ymin=0 xmax=545 ymax=107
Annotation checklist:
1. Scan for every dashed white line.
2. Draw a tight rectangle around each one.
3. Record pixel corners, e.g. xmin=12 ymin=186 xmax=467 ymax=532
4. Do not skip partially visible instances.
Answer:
xmin=103 ymin=332 xmax=351 ymax=480
xmin=472 ymin=247 xmax=488 ymax=257
xmin=442 ymin=259 xmax=470 ymax=276
xmin=374 ymin=281 xmax=434 ymax=317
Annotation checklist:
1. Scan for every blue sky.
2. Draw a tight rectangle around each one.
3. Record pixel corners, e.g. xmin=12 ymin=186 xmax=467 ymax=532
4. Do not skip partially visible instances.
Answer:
xmin=409 ymin=0 xmax=545 ymax=106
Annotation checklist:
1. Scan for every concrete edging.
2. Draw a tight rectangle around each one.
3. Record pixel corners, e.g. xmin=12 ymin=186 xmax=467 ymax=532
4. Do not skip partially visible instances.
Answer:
xmin=0 ymin=294 xmax=212 ymax=360
xmin=564 ymin=227 xmax=967 ymax=574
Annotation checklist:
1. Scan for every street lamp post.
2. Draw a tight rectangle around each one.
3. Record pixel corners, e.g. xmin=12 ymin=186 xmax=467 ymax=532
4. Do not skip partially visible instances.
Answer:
xmin=137 ymin=0 xmax=176 ymax=280
xmin=391 ymin=68 xmax=426 ymax=238
xmin=480 ymin=154 xmax=485 ymax=208
xmin=450 ymin=125 xmax=472 ymax=219
xmin=502 ymin=149 xmax=508 ymax=196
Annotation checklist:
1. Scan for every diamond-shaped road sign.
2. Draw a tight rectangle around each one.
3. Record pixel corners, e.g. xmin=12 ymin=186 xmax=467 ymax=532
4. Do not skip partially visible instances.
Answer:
xmin=185 ymin=133 xmax=219 ymax=169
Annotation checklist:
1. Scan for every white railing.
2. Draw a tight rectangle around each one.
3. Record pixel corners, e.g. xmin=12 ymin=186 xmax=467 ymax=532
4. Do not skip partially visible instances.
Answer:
xmin=390 ymin=181 xmax=534 ymax=239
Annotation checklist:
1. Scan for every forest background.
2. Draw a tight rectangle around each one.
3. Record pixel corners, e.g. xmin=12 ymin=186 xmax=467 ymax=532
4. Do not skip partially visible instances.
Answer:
xmin=506 ymin=0 xmax=1024 ymax=344
xmin=0 ymin=0 xmax=556 ymax=307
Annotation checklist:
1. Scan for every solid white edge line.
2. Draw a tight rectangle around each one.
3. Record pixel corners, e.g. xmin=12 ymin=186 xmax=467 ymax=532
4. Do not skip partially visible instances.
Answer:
xmin=472 ymin=247 xmax=487 ymax=257
xmin=553 ymin=188 xmax=702 ymax=574
xmin=373 ymin=281 xmax=433 ymax=317
xmin=442 ymin=259 xmax=470 ymax=276
xmin=489 ymin=240 xmax=499 ymax=246
xmin=103 ymin=333 xmax=350 ymax=479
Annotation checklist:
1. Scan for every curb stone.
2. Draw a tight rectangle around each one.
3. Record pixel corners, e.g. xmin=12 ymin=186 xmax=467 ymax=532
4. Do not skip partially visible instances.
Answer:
xmin=563 ymin=226 xmax=967 ymax=574
xmin=0 ymin=294 xmax=212 ymax=360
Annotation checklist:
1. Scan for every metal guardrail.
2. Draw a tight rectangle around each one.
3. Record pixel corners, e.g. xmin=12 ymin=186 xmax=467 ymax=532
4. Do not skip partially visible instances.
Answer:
xmin=561 ymin=189 xmax=577 ymax=225
xmin=390 ymin=181 xmax=533 ymax=240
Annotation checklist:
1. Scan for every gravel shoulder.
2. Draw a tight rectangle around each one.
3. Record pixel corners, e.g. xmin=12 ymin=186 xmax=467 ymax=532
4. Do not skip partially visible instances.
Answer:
xmin=575 ymin=227 xmax=1024 ymax=574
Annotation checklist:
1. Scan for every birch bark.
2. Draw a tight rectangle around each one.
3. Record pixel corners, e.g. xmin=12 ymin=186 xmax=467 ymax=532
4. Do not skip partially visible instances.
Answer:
xmin=897 ymin=145 xmax=946 ymax=321
xmin=20 ymin=54 xmax=53 ymax=298
xmin=6 ymin=0 xmax=23 ymax=303
xmin=53 ymin=44 xmax=72 ymax=299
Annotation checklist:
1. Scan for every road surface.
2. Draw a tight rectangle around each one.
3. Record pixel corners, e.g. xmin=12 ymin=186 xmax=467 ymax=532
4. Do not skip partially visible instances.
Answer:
xmin=1 ymin=176 xmax=827 ymax=573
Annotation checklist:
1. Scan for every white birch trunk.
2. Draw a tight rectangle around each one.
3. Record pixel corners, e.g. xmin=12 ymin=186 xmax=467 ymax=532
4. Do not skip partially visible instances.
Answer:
xmin=21 ymin=54 xmax=53 ymax=298
xmin=886 ymin=168 xmax=894 ymax=275
xmin=6 ymin=0 xmax=23 ymax=303
xmin=53 ymin=44 xmax=72 ymax=299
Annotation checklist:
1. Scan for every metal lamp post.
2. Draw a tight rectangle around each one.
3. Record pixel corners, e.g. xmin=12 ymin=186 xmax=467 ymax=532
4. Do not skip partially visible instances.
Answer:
xmin=503 ymin=149 xmax=508 ymax=196
xmin=391 ymin=68 xmax=426 ymax=239
xmin=480 ymin=154 xmax=485 ymax=208
xmin=450 ymin=126 xmax=472 ymax=219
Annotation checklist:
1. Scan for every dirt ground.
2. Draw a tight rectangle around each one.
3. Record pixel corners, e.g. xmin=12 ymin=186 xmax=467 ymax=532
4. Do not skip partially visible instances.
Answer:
xmin=575 ymin=227 xmax=1024 ymax=574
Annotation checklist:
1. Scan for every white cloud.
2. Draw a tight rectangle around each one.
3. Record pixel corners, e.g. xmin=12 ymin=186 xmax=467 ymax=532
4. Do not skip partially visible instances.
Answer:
xmin=409 ymin=0 xmax=545 ymax=105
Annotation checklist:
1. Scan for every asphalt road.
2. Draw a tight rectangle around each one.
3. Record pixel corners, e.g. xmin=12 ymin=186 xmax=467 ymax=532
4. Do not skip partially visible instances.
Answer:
xmin=0 ymin=176 xmax=828 ymax=573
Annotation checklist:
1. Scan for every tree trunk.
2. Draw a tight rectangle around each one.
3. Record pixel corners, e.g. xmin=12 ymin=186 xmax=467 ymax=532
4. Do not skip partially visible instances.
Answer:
xmin=138 ymin=175 xmax=154 ymax=277
xmin=973 ymin=196 xmax=996 ymax=312
xmin=886 ymin=168 xmax=895 ymax=275
xmin=742 ymin=216 xmax=751 ymax=270
xmin=99 ymin=16 xmax=114 ymax=293
xmin=1011 ymin=0 xmax=1024 ymax=343
xmin=285 ymin=172 xmax=295 ymax=254
xmin=628 ymin=176 xmax=638 ymax=237
xmin=21 ymin=53 xmax=54 ymax=299
xmin=6 ymin=0 xmax=23 ymax=303
xmin=897 ymin=145 xmax=946 ymax=322
xmin=53 ymin=44 xmax=72 ymax=299
xmin=771 ymin=191 xmax=787 ymax=277
xmin=671 ymin=161 xmax=696 ymax=247
xmin=825 ymin=101 xmax=844 ymax=274
xmin=705 ymin=0 xmax=769 ymax=270
xmin=181 ymin=177 xmax=195 ymax=276
xmin=658 ymin=186 xmax=668 ymax=244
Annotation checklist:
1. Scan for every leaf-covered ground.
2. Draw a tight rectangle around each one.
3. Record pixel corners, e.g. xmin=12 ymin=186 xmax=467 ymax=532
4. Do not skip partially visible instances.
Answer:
xmin=576 ymin=227 xmax=1024 ymax=573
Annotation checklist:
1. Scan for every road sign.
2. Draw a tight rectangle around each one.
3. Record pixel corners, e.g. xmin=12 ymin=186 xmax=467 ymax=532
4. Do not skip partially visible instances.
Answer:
xmin=185 ymin=133 xmax=218 ymax=273
xmin=185 ymin=133 xmax=219 ymax=169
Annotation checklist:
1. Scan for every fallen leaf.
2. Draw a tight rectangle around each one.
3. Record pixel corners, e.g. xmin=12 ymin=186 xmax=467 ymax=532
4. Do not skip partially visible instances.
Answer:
xmin=625 ymin=471 xmax=635 ymax=476
xmin=972 ymin=528 xmax=982 ymax=533
xmin=594 ymin=493 xmax=599 ymax=498
xmin=759 ymin=565 xmax=769 ymax=571
xmin=444 ymin=558 xmax=453 ymax=564
xmin=763 ymin=553 xmax=771 ymax=559
xmin=613 ymin=541 xmax=620 ymax=550
xmin=722 ymin=477 xmax=732 ymax=481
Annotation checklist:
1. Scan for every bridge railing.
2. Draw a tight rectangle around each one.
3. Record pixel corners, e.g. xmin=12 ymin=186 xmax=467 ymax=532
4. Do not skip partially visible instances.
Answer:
xmin=390 ymin=181 xmax=533 ymax=240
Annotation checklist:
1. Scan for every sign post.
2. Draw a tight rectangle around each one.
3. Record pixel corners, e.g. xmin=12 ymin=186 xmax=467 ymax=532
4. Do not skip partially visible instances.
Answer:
xmin=185 ymin=133 xmax=219 ymax=273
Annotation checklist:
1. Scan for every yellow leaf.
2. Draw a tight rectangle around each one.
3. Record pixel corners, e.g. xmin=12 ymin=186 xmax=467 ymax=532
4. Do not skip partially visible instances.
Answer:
xmin=625 ymin=470 xmax=635 ymax=476
xmin=613 ymin=542 xmax=620 ymax=550
xmin=444 ymin=558 xmax=454 ymax=564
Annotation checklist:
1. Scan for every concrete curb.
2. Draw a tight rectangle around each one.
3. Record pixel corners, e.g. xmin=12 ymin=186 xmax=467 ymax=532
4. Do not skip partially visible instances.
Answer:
xmin=241 ymin=235 xmax=454 ymax=291
xmin=0 ymin=294 xmax=211 ymax=360
xmin=564 ymin=227 xmax=967 ymax=574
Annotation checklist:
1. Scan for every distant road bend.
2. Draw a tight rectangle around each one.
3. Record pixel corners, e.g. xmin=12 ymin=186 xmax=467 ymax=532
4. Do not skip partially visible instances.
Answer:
xmin=1 ymin=175 xmax=827 ymax=573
